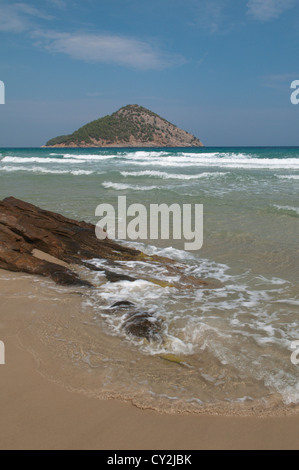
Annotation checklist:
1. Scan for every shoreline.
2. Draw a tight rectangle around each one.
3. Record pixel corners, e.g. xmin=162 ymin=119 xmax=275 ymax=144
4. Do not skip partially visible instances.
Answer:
xmin=0 ymin=270 xmax=299 ymax=449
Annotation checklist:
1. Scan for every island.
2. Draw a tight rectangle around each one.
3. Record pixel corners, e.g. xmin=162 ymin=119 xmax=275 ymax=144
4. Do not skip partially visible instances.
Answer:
xmin=44 ymin=104 xmax=203 ymax=148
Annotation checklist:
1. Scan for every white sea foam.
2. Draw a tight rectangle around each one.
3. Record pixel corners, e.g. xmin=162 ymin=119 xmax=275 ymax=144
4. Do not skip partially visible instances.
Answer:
xmin=0 ymin=166 xmax=94 ymax=175
xmin=2 ymin=152 xmax=299 ymax=171
xmin=276 ymin=175 xmax=299 ymax=180
xmin=62 ymin=154 xmax=118 ymax=160
xmin=102 ymin=182 xmax=158 ymax=191
xmin=76 ymin=236 xmax=299 ymax=405
xmin=273 ymin=204 xmax=299 ymax=215
xmin=124 ymin=151 xmax=172 ymax=159
xmin=1 ymin=156 xmax=86 ymax=164
xmin=125 ymin=155 xmax=299 ymax=169
xmin=120 ymin=170 xmax=229 ymax=180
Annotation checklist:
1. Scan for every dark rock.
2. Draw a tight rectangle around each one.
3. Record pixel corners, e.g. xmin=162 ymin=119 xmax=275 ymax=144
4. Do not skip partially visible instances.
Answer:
xmin=0 ymin=197 xmax=210 ymax=290
xmin=103 ymin=270 xmax=136 ymax=283
xmin=109 ymin=300 xmax=162 ymax=341
xmin=110 ymin=301 xmax=135 ymax=308
xmin=0 ymin=197 xmax=213 ymax=342
xmin=0 ymin=197 xmax=142 ymax=286
xmin=123 ymin=311 xmax=163 ymax=342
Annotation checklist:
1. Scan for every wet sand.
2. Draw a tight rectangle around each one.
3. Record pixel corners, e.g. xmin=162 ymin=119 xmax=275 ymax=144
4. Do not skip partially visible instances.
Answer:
xmin=0 ymin=270 xmax=299 ymax=450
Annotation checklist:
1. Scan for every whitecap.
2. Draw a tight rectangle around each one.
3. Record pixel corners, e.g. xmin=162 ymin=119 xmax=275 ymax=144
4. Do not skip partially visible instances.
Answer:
xmin=1 ymin=156 xmax=86 ymax=164
xmin=120 ymin=170 xmax=229 ymax=180
xmin=0 ymin=166 xmax=93 ymax=175
xmin=102 ymin=182 xmax=159 ymax=191
xmin=273 ymin=204 xmax=299 ymax=215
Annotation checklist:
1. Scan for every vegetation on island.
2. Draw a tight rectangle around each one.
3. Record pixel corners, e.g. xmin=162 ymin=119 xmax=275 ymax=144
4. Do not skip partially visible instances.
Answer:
xmin=45 ymin=104 xmax=203 ymax=147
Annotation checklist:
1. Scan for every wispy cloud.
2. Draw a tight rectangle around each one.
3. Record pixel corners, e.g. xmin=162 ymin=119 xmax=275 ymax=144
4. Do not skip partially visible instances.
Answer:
xmin=189 ymin=0 xmax=234 ymax=35
xmin=247 ymin=0 xmax=297 ymax=21
xmin=262 ymin=73 xmax=298 ymax=89
xmin=0 ymin=2 xmax=184 ymax=70
xmin=0 ymin=2 xmax=52 ymax=32
xmin=32 ymin=31 xmax=185 ymax=70
xmin=47 ymin=0 xmax=67 ymax=8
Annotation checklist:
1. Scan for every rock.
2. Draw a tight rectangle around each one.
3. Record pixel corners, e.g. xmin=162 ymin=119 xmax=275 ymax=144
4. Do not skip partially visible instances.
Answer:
xmin=109 ymin=301 xmax=162 ymax=341
xmin=110 ymin=301 xmax=135 ymax=308
xmin=123 ymin=311 xmax=163 ymax=342
xmin=0 ymin=197 xmax=142 ymax=286
xmin=103 ymin=270 xmax=136 ymax=283
xmin=0 ymin=197 xmax=212 ymax=342
xmin=0 ymin=197 xmax=211 ymax=290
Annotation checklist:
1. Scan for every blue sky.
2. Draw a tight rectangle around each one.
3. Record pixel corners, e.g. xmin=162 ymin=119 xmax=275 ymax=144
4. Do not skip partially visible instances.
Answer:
xmin=0 ymin=0 xmax=299 ymax=146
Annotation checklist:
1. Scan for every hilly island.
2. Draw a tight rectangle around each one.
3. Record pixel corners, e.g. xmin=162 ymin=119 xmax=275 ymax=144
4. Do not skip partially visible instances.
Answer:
xmin=45 ymin=104 xmax=203 ymax=148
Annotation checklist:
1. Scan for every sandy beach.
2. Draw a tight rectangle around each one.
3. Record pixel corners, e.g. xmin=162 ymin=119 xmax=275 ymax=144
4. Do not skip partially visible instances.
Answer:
xmin=0 ymin=270 xmax=298 ymax=450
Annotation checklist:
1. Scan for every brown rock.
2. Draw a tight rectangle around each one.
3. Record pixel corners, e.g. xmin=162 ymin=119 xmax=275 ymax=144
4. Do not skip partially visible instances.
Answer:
xmin=0 ymin=197 xmax=212 ymax=341
xmin=0 ymin=197 xmax=210 ymax=290
xmin=0 ymin=197 xmax=141 ymax=286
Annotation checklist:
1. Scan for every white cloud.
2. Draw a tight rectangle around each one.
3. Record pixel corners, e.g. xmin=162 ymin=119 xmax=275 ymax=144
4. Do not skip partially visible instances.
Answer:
xmin=0 ymin=2 xmax=184 ymax=70
xmin=247 ymin=0 xmax=297 ymax=21
xmin=262 ymin=73 xmax=298 ymax=89
xmin=32 ymin=31 xmax=184 ymax=70
xmin=0 ymin=2 xmax=52 ymax=32
xmin=189 ymin=0 xmax=234 ymax=35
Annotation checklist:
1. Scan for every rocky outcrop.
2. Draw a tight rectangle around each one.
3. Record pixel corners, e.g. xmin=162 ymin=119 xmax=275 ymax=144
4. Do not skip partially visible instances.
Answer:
xmin=44 ymin=104 xmax=204 ymax=148
xmin=0 ymin=197 xmax=142 ymax=286
xmin=0 ymin=197 xmax=210 ymax=340
xmin=0 ymin=197 xmax=209 ymax=288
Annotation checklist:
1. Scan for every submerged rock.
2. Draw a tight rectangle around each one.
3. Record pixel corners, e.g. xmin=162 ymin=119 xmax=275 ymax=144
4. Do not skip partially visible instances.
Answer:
xmin=110 ymin=301 xmax=162 ymax=341
xmin=110 ymin=301 xmax=135 ymax=308
xmin=123 ymin=311 xmax=163 ymax=342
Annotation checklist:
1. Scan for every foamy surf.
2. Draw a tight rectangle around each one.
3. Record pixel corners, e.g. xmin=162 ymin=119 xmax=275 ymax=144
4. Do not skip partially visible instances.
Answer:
xmin=1 ymin=146 xmax=299 ymax=416
xmin=102 ymin=182 xmax=159 ymax=191
xmin=1 ymin=156 xmax=86 ymax=164
xmin=120 ymin=170 xmax=230 ymax=180
xmin=60 ymin=239 xmax=299 ymax=414
xmin=0 ymin=166 xmax=94 ymax=175
xmin=273 ymin=205 xmax=299 ymax=216
xmin=276 ymin=175 xmax=299 ymax=180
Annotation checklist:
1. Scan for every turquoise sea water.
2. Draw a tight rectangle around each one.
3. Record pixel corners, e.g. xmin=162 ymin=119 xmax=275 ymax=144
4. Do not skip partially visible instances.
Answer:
xmin=0 ymin=147 xmax=299 ymax=414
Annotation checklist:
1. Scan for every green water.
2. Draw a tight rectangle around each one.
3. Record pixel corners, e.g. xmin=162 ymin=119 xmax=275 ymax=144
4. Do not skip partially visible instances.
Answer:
xmin=0 ymin=147 xmax=298 ymax=413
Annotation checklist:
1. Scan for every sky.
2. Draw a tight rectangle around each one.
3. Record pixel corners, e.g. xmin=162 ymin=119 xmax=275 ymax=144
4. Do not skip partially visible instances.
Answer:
xmin=0 ymin=0 xmax=299 ymax=147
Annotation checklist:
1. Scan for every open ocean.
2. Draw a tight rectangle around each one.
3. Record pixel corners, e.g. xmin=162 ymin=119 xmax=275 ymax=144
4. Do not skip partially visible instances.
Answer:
xmin=1 ymin=146 xmax=299 ymax=415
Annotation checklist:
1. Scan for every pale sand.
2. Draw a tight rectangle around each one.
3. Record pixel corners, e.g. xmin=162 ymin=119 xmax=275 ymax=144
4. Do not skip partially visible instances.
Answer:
xmin=0 ymin=270 xmax=299 ymax=450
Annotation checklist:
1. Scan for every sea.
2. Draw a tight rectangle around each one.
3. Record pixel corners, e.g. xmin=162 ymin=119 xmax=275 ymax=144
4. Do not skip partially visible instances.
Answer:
xmin=0 ymin=146 xmax=299 ymax=415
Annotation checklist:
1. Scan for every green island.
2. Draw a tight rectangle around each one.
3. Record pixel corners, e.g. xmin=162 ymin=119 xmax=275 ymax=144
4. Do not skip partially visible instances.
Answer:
xmin=45 ymin=104 xmax=203 ymax=148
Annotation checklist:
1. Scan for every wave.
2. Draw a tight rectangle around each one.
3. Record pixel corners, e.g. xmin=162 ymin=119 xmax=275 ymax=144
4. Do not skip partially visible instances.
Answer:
xmin=1 ymin=156 xmax=86 ymax=164
xmin=273 ymin=204 xmax=299 ymax=216
xmin=120 ymin=170 xmax=230 ymax=180
xmin=85 ymin=239 xmax=299 ymax=407
xmin=276 ymin=175 xmax=299 ymax=180
xmin=125 ymin=155 xmax=299 ymax=169
xmin=102 ymin=182 xmax=158 ymax=191
xmin=62 ymin=154 xmax=119 ymax=161
xmin=2 ymin=151 xmax=299 ymax=171
xmin=0 ymin=166 xmax=94 ymax=175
